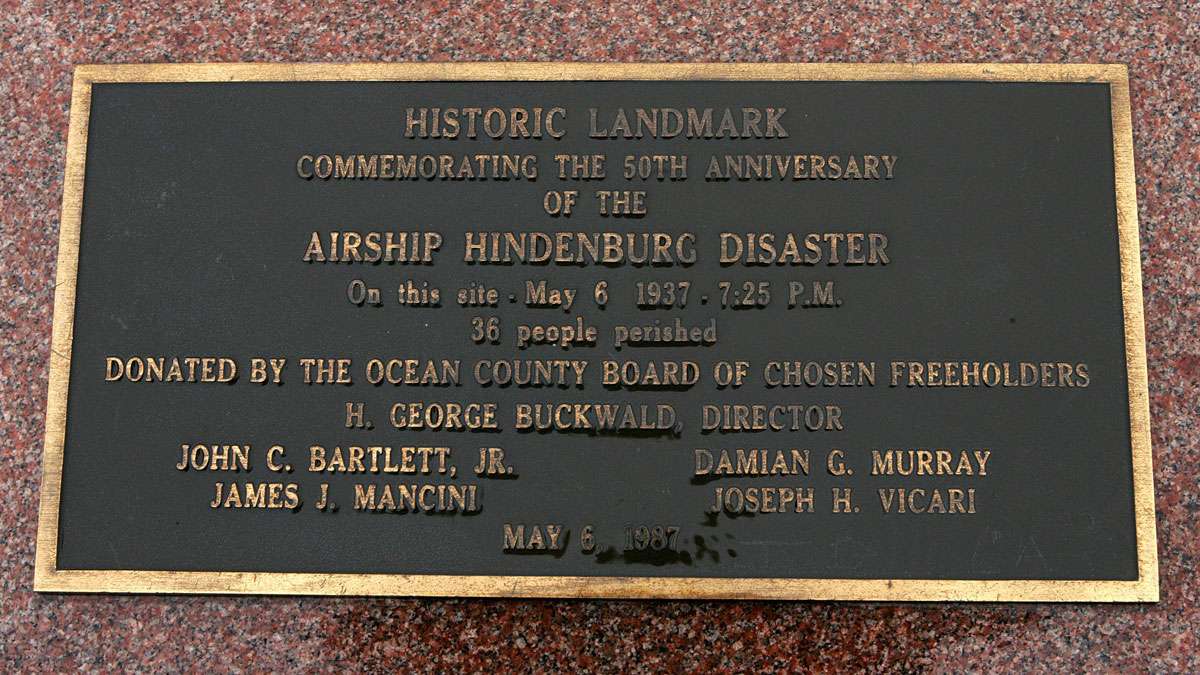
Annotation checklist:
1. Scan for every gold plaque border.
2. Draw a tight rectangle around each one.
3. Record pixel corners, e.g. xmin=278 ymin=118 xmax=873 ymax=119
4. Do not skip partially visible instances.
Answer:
xmin=34 ymin=63 xmax=1157 ymax=601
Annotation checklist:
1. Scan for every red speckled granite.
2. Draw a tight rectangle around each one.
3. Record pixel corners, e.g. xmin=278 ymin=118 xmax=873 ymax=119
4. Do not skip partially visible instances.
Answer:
xmin=2 ymin=2 xmax=1197 ymax=671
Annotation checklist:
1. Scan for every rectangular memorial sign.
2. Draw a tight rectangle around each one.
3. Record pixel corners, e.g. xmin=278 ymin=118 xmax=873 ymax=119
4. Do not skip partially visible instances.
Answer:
xmin=35 ymin=63 xmax=1157 ymax=601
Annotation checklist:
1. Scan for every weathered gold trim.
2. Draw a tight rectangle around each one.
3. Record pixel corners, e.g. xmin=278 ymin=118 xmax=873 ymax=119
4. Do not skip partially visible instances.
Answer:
xmin=34 ymin=67 xmax=90 ymax=597
xmin=34 ymin=63 xmax=1157 ymax=601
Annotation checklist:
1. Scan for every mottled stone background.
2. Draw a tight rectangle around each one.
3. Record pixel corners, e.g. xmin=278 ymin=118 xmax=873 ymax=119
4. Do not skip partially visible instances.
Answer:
xmin=1 ymin=1 xmax=1196 ymax=671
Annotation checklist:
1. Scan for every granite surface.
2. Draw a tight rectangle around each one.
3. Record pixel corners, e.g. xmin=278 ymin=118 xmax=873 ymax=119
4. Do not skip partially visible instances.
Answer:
xmin=1 ymin=1 xmax=1197 ymax=671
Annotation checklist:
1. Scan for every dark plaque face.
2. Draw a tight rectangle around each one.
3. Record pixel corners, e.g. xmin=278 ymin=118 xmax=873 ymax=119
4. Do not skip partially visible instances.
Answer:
xmin=35 ymin=64 xmax=1156 ymax=601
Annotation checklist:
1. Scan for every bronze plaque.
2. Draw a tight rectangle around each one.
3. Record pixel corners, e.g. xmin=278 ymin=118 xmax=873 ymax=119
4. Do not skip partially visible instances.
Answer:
xmin=35 ymin=64 xmax=1156 ymax=601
